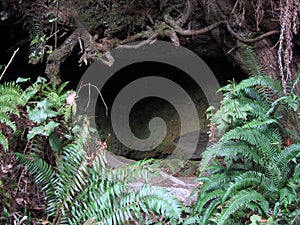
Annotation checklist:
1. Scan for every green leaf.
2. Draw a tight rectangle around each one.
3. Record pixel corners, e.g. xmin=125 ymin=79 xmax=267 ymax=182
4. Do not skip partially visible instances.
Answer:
xmin=44 ymin=121 xmax=59 ymax=135
xmin=49 ymin=133 xmax=62 ymax=153
xmin=27 ymin=122 xmax=59 ymax=140
xmin=16 ymin=77 xmax=31 ymax=83
xmin=28 ymin=99 xmax=58 ymax=123
xmin=28 ymin=126 xmax=45 ymax=139
xmin=250 ymin=214 xmax=261 ymax=224
xmin=49 ymin=18 xmax=58 ymax=23
xmin=34 ymin=76 xmax=47 ymax=84
xmin=28 ymin=109 xmax=48 ymax=123
xmin=279 ymin=187 xmax=298 ymax=208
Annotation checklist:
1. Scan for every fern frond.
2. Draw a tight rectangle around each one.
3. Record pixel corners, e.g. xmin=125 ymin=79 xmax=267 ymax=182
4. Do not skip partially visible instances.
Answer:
xmin=217 ymin=190 xmax=269 ymax=225
xmin=243 ymin=45 xmax=267 ymax=77
xmin=0 ymin=101 xmax=20 ymax=116
xmin=0 ymin=112 xmax=16 ymax=132
xmin=136 ymin=186 xmax=182 ymax=220
xmin=70 ymin=180 xmax=182 ymax=224
xmin=200 ymin=173 xmax=230 ymax=195
xmin=222 ymin=171 xmax=277 ymax=204
xmin=0 ymin=82 xmax=26 ymax=112
xmin=15 ymin=153 xmax=57 ymax=209
xmin=221 ymin=127 xmax=280 ymax=157
xmin=194 ymin=189 xmax=224 ymax=214
xmin=200 ymin=199 xmax=221 ymax=225
xmin=55 ymin=142 xmax=89 ymax=216
xmin=200 ymin=140 xmax=262 ymax=173
xmin=270 ymin=144 xmax=300 ymax=180
xmin=27 ymin=14 xmax=45 ymax=64
xmin=199 ymin=142 xmax=223 ymax=173
xmin=103 ymin=158 xmax=153 ymax=182
xmin=0 ymin=132 xmax=8 ymax=151
xmin=290 ymin=208 xmax=300 ymax=225
xmin=236 ymin=75 xmax=283 ymax=97
xmin=57 ymin=81 xmax=69 ymax=95
xmin=69 ymin=177 xmax=128 ymax=224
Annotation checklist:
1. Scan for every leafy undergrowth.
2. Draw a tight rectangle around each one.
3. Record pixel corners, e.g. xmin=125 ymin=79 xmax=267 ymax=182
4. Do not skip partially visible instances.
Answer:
xmin=0 ymin=77 xmax=74 ymax=224
xmin=189 ymin=75 xmax=300 ymax=225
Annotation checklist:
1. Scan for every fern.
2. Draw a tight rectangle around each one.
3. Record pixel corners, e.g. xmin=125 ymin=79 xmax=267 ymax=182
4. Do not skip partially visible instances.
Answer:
xmin=199 ymin=173 xmax=230 ymax=196
xmin=217 ymin=190 xmax=269 ymax=225
xmin=16 ymin=127 xmax=183 ymax=224
xmin=15 ymin=153 xmax=57 ymax=209
xmin=243 ymin=45 xmax=267 ymax=77
xmin=195 ymin=73 xmax=300 ymax=224
xmin=0 ymin=77 xmax=46 ymax=151
xmin=0 ymin=82 xmax=25 ymax=114
xmin=26 ymin=14 xmax=46 ymax=64
xmin=222 ymin=171 xmax=277 ymax=204
xmin=194 ymin=189 xmax=224 ymax=214
xmin=0 ymin=82 xmax=28 ymax=151
xmin=0 ymin=112 xmax=16 ymax=132
xmin=0 ymin=132 xmax=8 ymax=151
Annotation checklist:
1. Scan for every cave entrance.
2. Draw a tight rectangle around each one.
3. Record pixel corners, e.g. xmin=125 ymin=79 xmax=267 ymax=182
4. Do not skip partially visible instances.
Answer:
xmin=94 ymin=59 xmax=245 ymax=160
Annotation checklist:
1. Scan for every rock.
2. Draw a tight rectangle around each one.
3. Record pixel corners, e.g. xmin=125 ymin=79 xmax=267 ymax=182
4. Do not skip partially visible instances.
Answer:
xmin=104 ymin=150 xmax=201 ymax=206
xmin=129 ymin=172 xmax=200 ymax=206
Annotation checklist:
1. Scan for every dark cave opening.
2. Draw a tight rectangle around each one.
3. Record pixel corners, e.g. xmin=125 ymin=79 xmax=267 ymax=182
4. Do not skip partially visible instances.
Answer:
xmin=90 ymin=60 xmax=246 ymax=159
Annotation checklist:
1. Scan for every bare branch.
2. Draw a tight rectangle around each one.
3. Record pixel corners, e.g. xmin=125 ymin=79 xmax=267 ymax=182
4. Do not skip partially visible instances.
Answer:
xmin=0 ymin=48 xmax=19 ymax=81
xmin=166 ymin=14 xmax=279 ymax=44
xmin=117 ymin=34 xmax=158 ymax=49
xmin=174 ymin=20 xmax=228 ymax=36
xmin=226 ymin=24 xmax=280 ymax=43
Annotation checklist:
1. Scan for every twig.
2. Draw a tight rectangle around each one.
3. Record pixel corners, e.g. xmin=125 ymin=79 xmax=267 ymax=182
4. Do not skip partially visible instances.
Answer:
xmin=76 ymin=82 xmax=108 ymax=116
xmin=174 ymin=20 xmax=228 ymax=36
xmin=46 ymin=29 xmax=60 ymax=42
xmin=54 ymin=0 xmax=59 ymax=49
xmin=0 ymin=48 xmax=19 ymax=81
xmin=117 ymin=34 xmax=158 ymax=49
xmin=78 ymin=36 xmax=84 ymax=54
xmin=85 ymin=83 xmax=91 ymax=112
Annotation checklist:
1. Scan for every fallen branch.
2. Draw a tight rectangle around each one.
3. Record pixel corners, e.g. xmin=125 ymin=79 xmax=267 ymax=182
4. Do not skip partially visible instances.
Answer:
xmin=0 ymin=48 xmax=19 ymax=81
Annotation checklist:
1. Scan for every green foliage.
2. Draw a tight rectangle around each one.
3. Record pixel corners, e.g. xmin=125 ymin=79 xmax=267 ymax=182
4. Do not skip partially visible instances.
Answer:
xmin=16 ymin=121 xmax=183 ymax=224
xmin=0 ymin=76 xmax=72 ymax=153
xmin=26 ymin=14 xmax=46 ymax=64
xmin=25 ymin=78 xmax=72 ymax=152
xmin=194 ymin=75 xmax=300 ymax=224
xmin=0 ymin=80 xmax=38 ymax=151
xmin=207 ymin=75 xmax=285 ymax=135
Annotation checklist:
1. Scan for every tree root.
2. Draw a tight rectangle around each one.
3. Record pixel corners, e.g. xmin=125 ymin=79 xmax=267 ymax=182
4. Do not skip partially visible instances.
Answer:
xmin=45 ymin=0 xmax=280 ymax=83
